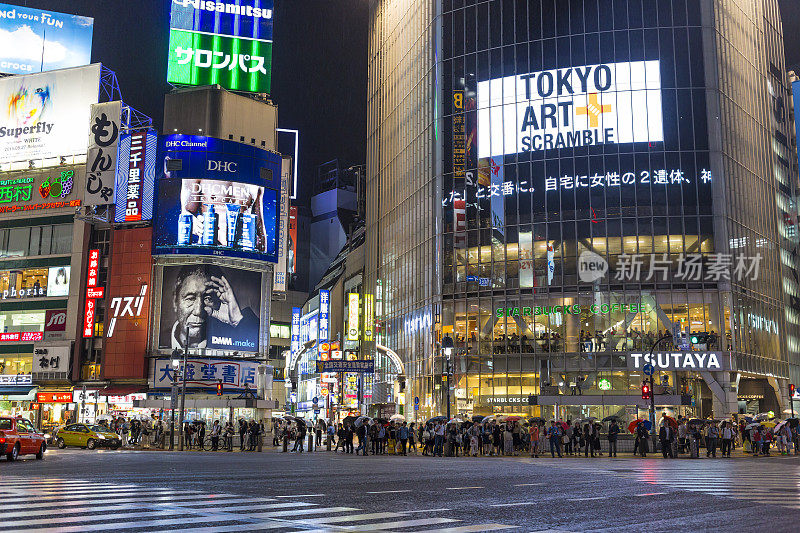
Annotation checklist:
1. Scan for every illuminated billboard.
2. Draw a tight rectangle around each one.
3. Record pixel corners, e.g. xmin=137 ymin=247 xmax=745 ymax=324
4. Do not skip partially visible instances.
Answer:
xmin=113 ymin=130 xmax=157 ymax=223
xmin=167 ymin=0 xmax=273 ymax=94
xmin=0 ymin=63 xmax=101 ymax=168
xmin=153 ymin=135 xmax=280 ymax=262
xmin=158 ymin=264 xmax=262 ymax=352
xmin=0 ymin=3 xmax=93 ymax=75
xmin=0 ymin=167 xmax=81 ymax=215
xmin=477 ymin=61 xmax=663 ymax=157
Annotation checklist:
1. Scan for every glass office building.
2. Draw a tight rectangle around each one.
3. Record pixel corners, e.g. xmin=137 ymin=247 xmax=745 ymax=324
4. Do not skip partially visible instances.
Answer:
xmin=367 ymin=0 xmax=800 ymax=421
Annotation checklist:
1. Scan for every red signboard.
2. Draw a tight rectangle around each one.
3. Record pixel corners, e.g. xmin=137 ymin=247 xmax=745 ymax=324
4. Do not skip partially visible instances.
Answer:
xmin=86 ymin=287 xmax=104 ymax=299
xmin=83 ymin=299 xmax=95 ymax=338
xmin=37 ymin=392 xmax=72 ymax=403
xmin=87 ymin=249 xmax=99 ymax=288
xmin=125 ymin=131 xmax=146 ymax=222
xmin=0 ymin=332 xmax=43 ymax=342
xmin=44 ymin=310 xmax=67 ymax=332
xmin=84 ymin=249 xmax=104 ymax=339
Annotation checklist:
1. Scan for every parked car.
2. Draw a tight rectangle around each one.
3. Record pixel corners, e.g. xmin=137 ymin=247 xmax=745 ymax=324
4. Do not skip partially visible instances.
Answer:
xmin=55 ymin=423 xmax=121 ymax=450
xmin=0 ymin=417 xmax=47 ymax=461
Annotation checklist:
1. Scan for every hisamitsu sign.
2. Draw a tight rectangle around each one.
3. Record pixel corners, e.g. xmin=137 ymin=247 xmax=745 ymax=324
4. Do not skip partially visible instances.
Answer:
xmin=628 ymin=352 xmax=731 ymax=372
xmin=316 ymin=360 xmax=374 ymax=373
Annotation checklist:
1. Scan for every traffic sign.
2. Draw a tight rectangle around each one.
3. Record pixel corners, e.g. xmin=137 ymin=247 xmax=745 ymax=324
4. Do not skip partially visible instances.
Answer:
xmin=642 ymin=363 xmax=655 ymax=376
xmin=313 ymin=408 xmax=321 ymax=414
xmin=414 ymin=404 xmax=419 ymax=411
xmin=414 ymin=396 xmax=420 ymax=405
xmin=312 ymin=397 xmax=319 ymax=405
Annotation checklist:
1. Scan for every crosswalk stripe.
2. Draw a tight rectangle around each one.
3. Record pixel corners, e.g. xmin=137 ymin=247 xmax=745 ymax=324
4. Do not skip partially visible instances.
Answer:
xmin=0 ymin=503 xmax=142 ymax=520
xmin=0 ymin=494 xmax=245 ymax=510
xmin=343 ymin=517 xmax=458 ymax=530
xmin=296 ymin=512 xmax=402 ymax=525
xmin=0 ymin=488 xmax=181 ymax=503
xmin=3 ymin=514 xmax=258 ymax=533
xmin=247 ymin=506 xmax=359 ymax=519
xmin=412 ymin=524 xmax=518 ymax=533
xmin=2 ymin=509 xmax=180 ymax=528
xmin=147 ymin=523 xmax=290 ymax=533
xmin=177 ymin=502 xmax=316 ymax=512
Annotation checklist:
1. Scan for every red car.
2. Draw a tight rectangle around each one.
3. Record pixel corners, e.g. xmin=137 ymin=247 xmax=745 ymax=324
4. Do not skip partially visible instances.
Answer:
xmin=0 ymin=417 xmax=47 ymax=461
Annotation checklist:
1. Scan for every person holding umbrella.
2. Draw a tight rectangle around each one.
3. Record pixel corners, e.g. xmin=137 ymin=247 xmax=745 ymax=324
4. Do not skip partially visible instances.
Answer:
xmin=636 ymin=421 xmax=649 ymax=457
xmin=547 ymin=420 xmax=563 ymax=458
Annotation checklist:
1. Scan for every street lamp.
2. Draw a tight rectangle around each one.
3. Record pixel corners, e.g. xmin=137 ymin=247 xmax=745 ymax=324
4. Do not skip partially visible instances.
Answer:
xmin=442 ymin=334 xmax=454 ymax=419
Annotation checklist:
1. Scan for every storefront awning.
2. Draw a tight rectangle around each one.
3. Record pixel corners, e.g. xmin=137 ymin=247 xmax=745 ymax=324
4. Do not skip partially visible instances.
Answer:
xmin=0 ymin=386 xmax=36 ymax=396
xmin=98 ymin=385 xmax=146 ymax=396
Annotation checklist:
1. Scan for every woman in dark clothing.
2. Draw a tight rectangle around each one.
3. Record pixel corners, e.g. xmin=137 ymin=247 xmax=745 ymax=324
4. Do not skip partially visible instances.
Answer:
xmin=492 ymin=423 xmax=502 ymax=456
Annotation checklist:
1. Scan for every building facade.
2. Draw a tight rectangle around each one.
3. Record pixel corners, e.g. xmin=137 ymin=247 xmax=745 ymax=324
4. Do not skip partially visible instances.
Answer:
xmin=367 ymin=0 xmax=800 ymax=421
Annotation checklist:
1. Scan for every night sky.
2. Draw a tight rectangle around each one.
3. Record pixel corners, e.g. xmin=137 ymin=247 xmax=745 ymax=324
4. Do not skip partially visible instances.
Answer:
xmin=3 ymin=1 xmax=800 ymax=204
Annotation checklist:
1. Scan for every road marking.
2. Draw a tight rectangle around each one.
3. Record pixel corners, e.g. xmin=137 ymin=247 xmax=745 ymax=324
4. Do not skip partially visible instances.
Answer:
xmin=1 ymin=509 xmax=179 ymax=528
xmin=414 ymin=525 xmax=517 ymax=533
xmin=445 ymin=486 xmax=484 ymax=490
xmin=297 ymin=512 xmax=401 ymax=524
xmin=0 ymin=495 xmax=254 ymax=511
xmin=247 ymin=506 xmax=359 ymax=519
xmin=514 ymin=483 xmax=543 ymax=487
xmin=635 ymin=492 xmax=666 ymax=497
xmin=366 ymin=489 xmax=412 ymax=494
xmin=0 ymin=488 xmax=180 ymax=502
xmin=274 ymin=493 xmax=326 ymax=498
xmin=401 ymin=508 xmax=452 ymax=513
xmin=349 ymin=517 xmax=458 ymax=530
xmin=492 ymin=501 xmax=539 ymax=507
xmin=4 ymin=515 xmax=262 ymax=533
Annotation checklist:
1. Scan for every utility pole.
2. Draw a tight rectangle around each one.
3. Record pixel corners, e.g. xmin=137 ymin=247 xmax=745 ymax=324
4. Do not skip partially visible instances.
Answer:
xmin=178 ymin=324 xmax=189 ymax=451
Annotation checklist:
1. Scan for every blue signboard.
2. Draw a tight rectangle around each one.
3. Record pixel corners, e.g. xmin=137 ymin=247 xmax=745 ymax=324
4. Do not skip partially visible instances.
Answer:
xmin=151 ymin=357 xmax=259 ymax=390
xmin=318 ymin=289 xmax=330 ymax=342
xmin=290 ymin=306 xmax=301 ymax=356
xmin=316 ymin=360 xmax=375 ymax=373
xmin=114 ymin=130 xmax=158 ymax=223
xmin=153 ymin=135 xmax=281 ymax=262
xmin=0 ymin=3 xmax=93 ymax=75
xmin=793 ymin=81 xmax=800 ymax=171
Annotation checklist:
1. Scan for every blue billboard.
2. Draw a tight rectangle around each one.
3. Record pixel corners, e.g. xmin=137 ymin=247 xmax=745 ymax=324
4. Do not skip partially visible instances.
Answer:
xmin=153 ymin=135 xmax=281 ymax=262
xmin=0 ymin=3 xmax=93 ymax=75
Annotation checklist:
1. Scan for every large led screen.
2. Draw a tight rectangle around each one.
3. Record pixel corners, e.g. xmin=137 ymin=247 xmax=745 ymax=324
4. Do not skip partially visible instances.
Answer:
xmin=167 ymin=0 xmax=273 ymax=94
xmin=0 ymin=63 xmax=100 ymax=167
xmin=158 ymin=264 xmax=262 ymax=352
xmin=0 ymin=3 xmax=93 ymax=75
xmin=478 ymin=61 xmax=663 ymax=158
xmin=153 ymin=135 xmax=280 ymax=262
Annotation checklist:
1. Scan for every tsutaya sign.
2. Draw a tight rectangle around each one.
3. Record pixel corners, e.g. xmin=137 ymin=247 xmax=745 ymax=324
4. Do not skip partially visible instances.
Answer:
xmin=628 ymin=352 xmax=731 ymax=372
xmin=478 ymin=61 xmax=663 ymax=157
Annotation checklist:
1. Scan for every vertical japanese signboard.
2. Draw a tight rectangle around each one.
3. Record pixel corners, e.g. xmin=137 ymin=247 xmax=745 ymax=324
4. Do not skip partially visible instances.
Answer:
xmin=124 ymin=131 xmax=145 ymax=221
xmin=290 ymin=306 xmax=301 ymax=357
xmin=452 ymin=90 xmax=465 ymax=179
xmin=363 ymin=294 xmax=374 ymax=341
xmin=85 ymin=101 xmax=121 ymax=205
xmin=318 ymin=289 xmax=330 ymax=342
xmin=347 ymin=293 xmax=360 ymax=341
xmin=273 ymin=156 xmax=291 ymax=292
xmin=83 ymin=249 xmax=101 ymax=338
xmin=114 ymin=130 xmax=157 ymax=223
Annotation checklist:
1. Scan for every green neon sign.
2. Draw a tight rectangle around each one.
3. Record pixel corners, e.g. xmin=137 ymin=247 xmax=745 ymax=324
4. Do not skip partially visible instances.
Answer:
xmin=496 ymin=302 xmax=647 ymax=318
xmin=167 ymin=29 xmax=272 ymax=93
xmin=598 ymin=378 xmax=612 ymax=391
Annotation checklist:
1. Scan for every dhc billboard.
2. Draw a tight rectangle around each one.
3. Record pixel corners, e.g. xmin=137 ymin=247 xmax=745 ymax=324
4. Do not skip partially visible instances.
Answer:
xmin=153 ymin=135 xmax=281 ymax=263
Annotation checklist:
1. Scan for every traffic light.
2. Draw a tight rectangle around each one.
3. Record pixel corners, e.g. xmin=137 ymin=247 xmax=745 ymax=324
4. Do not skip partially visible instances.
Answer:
xmin=216 ymin=381 xmax=223 ymax=396
xmin=689 ymin=332 xmax=709 ymax=345
xmin=791 ymin=383 xmax=796 ymax=397
xmin=641 ymin=382 xmax=651 ymax=400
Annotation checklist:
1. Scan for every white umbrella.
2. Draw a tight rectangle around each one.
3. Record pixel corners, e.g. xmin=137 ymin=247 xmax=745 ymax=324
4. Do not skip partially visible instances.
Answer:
xmin=355 ymin=416 xmax=372 ymax=427
xmin=447 ymin=417 xmax=464 ymax=424
xmin=389 ymin=414 xmax=406 ymax=423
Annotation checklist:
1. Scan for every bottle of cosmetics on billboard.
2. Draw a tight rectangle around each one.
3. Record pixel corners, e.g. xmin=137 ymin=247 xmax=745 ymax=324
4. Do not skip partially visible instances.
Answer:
xmin=177 ymin=203 xmax=256 ymax=251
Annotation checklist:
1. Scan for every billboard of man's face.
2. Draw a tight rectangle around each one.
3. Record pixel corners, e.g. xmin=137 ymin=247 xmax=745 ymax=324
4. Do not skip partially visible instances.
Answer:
xmin=159 ymin=264 xmax=262 ymax=352
xmin=173 ymin=268 xmax=209 ymax=347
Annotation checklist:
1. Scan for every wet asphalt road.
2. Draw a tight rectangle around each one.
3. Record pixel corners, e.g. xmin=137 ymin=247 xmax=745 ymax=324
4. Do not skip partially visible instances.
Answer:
xmin=3 ymin=446 xmax=800 ymax=532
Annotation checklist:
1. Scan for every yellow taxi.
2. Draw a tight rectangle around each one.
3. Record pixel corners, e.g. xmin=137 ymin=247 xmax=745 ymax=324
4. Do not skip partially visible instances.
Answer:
xmin=55 ymin=423 xmax=121 ymax=450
